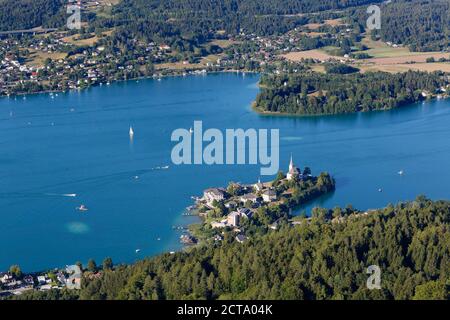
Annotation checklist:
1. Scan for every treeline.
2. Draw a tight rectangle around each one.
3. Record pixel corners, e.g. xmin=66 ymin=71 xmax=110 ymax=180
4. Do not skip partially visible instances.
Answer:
xmin=255 ymin=70 xmax=448 ymax=115
xmin=350 ymin=0 xmax=450 ymax=52
xmin=12 ymin=197 xmax=450 ymax=300
xmin=0 ymin=0 xmax=66 ymax=31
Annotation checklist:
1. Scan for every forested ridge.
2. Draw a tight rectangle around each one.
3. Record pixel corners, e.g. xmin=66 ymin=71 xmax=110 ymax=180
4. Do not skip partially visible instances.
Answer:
xmin=0 ymin=0 xmax=66 ymax=31
xmin=1 ymin=0 xmax=448 ymax=52
xmin=351 ymin=0 xmax=450 ymax=51
xmin=255 ymin=70 xmax=448 ymax=115
xmin=12 ymin=197 xmax=450 ymax=300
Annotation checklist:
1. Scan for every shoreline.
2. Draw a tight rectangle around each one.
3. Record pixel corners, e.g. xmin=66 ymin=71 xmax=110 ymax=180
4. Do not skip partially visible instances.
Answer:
xmin=0 ymin=69 xmax=260 ymax=99
xmin=251 ymin=94 xmax=450 ymax=118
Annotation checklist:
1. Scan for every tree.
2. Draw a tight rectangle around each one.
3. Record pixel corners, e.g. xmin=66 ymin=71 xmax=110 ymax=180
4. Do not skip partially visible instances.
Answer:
xmin=9 ymin=265 xmax=22 ymax=279
xmin=273 ymin=171 xmax=285 ymax=186
xmin=87 ymin=259 xmax=97 ymax=272
xmin=303 ymin=167 xmax=311 ymax=176
xmin=413 ymin=281 xmax=448 ymax=300
xmin=103 ymin=257 xmax=113 ymax=271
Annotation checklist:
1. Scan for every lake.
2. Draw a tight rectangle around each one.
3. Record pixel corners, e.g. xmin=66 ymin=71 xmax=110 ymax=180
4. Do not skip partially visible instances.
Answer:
xmin=1 ymin=73 xmax=449 ymax=271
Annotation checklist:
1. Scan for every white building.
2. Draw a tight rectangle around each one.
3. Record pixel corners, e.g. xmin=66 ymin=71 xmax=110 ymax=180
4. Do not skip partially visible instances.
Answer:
xmin=286 ymin=155 xmax=301 ymax=180
xmin=227 ymin=212 xmax=240 ymax=227
xmin=262 ymin=189 xmax=277 ymax=202
xmin=203 ymin=188 xmax=226 ymax=205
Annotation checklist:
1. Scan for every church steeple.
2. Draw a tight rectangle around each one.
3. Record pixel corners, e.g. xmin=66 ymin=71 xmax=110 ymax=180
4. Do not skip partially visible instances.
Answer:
xmin=289 ymin=154 xmax=294 ymax=172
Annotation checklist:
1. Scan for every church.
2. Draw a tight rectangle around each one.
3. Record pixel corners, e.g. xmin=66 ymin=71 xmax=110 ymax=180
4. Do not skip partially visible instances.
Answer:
xmin=286 ymin=155 xmax=301 ymax=180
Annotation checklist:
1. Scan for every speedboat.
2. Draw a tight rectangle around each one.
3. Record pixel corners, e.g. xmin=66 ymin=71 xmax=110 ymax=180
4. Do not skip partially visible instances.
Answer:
xmin=76 ymin=204 xmax=88 ymax=212
xmin=129 ymin=126 xmax=134 ymax=138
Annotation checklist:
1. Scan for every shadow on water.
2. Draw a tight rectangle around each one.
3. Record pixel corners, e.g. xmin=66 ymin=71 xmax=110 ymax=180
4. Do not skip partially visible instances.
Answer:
xmin=292 ymin=189 xmax=337 ymax=216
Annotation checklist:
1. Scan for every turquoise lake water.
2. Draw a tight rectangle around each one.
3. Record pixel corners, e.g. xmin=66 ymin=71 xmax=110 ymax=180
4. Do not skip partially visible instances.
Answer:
xmin=1 ymin=73 xmax=449 ymax=271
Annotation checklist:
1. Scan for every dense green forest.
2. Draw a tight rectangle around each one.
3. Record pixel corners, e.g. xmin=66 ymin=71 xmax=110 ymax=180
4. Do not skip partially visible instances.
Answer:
xmin=11 ymin=197 xmax=450 ymax=300
xmin=1 ymin=0 xmax=448 ymax=52
xmin=255 ymin=70 xmax=448 ymax=115
xmin=350 ymin=0 xmax=450 ymax=51
xmin=0 ymin=0 xmax=66 ymax=31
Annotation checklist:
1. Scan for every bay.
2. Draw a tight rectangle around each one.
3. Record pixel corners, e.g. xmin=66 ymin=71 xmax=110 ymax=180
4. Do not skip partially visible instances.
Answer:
xmin=0 ymin=73 xmax=449 ymax=271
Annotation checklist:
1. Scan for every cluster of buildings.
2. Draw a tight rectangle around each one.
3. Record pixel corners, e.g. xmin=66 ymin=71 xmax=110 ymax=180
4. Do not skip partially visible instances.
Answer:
xmin=0 ymin=265 xmax=82 ymax=297
xmin=199 ymin=157 xmax=304 ymax=237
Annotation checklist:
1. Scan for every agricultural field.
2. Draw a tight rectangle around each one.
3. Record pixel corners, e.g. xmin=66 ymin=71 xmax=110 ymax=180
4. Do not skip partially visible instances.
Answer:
xmin=282 ymin=49 xmax=348 ymax=62
xmin=61 ymin=30 xmax=114 ymax=46
xmin=283 ymin=34 xmax=450 ymax=74
xmin=304 ymin=18 xmax=345 ymax=30
xmin=25 ymin=49 xmax=67 ymax=67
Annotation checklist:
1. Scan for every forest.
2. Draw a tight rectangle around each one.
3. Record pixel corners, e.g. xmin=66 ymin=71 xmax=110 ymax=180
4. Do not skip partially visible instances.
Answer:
xmin=1 ymin=0 xmax=448 ymax=53
xmin=255 ymin=70 xmax=448 ymax=115
xmin=10 ymin=196 xmax=450 ymax=300
xmin=351 ymin=0 xmax=450 ymax=51
xmin=0 ymin=0 xmax=66 ymax=31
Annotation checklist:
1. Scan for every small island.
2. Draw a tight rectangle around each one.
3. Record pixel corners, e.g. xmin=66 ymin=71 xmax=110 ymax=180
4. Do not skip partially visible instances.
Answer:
xmin=187 ymin=156 xmax=335 ymax=244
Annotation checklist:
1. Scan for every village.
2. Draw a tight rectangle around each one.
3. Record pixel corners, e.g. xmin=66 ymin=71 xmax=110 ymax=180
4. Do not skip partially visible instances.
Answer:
xmin=0 ymin=11 xmax=361 ymax=97
xmin=0 ymin=264 xmax=83 ymax=297
xmin=184 ymin=156 xmax=335 ymax=245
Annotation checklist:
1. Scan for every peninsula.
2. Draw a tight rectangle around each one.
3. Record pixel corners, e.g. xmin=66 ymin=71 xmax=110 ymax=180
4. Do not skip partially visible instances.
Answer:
xmin=187 ymin=156 xmax=335 ymax=244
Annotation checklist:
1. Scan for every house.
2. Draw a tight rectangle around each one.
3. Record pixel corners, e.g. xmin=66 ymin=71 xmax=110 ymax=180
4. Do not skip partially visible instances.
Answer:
xmin=237 ymin=207 xmax=253 ymax=219
xmin=253 ymin=178 xmax=263 ymax=192
xmin=235 ymin=234 xmax=247 ymax=243
xmin=203 ymin=188 xmax=226 ymax=205
xmin=225 ymin=200 xmax=238 ymax=209
xmin=211 ymin=220 xmax=227 ymax=229
xmin=262 ymin=189 xmax=277 ymax=202
xmin=286 ymin=155 xmax=301 ymax=180
xmin=37 ymin=276 xmax=46 ymax=285
xmin=0 ymin=273 xmax=13 ymax=284
xmin=239 ymin=193 xmax=258 ymax=204
xmin=159 ymin=44 xmax=171 ymax=51
xmin=227 ymin=212 xmax=240 ymax=227
xmin=23 ymin=275 xmax=34 ymax=286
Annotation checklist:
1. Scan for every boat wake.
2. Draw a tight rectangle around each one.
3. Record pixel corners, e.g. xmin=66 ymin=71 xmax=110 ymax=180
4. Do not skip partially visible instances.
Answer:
xmin=45 ymin=193 xmax=77 ymax=197
xmin=152 ymin=165 xmax=170 ymax=170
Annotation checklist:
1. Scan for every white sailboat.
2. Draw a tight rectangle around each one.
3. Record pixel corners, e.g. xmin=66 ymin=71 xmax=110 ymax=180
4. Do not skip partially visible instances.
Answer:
xmin=129 ymin=126 xmax=134 ymax=138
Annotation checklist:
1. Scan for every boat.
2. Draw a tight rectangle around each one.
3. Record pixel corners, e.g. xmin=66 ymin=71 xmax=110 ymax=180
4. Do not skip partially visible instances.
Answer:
xmin=378 ymin=188 xmax=383 ymax=193
xmin=189 ymin=127 xmax=193 ymax=134
xmin=76 ymin=204 xmax=88 ymax=211
xmin=129 ymin=126 xmax=134 ymax=138
xmin=398 ymin=170 xmax=404 ymax=175
xmin=135 ymin=249 xmax=140 ymax=253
